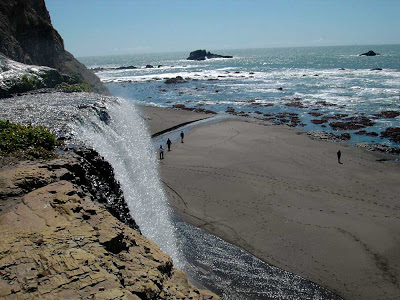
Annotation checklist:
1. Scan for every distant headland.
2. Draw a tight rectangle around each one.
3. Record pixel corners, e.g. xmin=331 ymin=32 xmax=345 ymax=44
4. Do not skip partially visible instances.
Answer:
xmin=187 ymin=49 xmax=233 ymax=61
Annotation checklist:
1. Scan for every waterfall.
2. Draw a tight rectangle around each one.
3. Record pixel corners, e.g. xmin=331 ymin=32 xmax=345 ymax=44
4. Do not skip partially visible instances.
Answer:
xmin=75 ymin=97 xmax=183 ymax=268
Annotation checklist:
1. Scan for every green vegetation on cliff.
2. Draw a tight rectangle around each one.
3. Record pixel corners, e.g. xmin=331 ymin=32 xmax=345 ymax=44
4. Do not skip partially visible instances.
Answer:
xmin=0 ymin=120 xmax=59 ymax=159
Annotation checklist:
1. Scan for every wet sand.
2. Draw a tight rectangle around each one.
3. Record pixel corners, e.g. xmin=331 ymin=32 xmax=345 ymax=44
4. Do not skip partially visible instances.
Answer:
xmin=137 ymin=105 xmax=209 ymax=135
xmin=139 ymin=105 xmax=400 ymax=300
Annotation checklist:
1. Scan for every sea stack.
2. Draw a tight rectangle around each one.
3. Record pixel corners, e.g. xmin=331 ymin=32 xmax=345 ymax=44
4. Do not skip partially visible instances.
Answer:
xmin=359 ymin=50 xmax=380 ymax=56
xmin=187 ymin=49 xmax=233 ymax=61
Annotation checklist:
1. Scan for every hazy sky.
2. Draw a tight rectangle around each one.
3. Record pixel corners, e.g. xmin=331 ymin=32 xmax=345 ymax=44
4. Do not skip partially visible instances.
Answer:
xmin=46 ymin=0 xmax=400 ymax=57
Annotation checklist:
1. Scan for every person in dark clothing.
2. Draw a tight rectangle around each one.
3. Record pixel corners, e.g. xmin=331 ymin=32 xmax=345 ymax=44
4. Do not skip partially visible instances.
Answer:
xmin=180 ymin=131 xmax=184 ymax=143
xmin=159 ymin=145 xmax=164 ymax=159
xmin=167 ymin=138 xmax=172 ymax=151
xmin=337 ymin=150 xmax=342 ymax=164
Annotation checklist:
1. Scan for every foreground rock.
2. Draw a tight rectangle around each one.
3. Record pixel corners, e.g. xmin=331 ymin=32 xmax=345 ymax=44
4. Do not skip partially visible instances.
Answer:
xmin=0 ymin=151 xmax=219 ymax=299
xmin=187 ymin=50 xmax=233 ymax=61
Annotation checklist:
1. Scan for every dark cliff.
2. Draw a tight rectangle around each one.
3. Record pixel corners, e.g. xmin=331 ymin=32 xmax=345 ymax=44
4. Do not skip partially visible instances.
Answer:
xmin=0 ymin=0 xmax=109 ymax=95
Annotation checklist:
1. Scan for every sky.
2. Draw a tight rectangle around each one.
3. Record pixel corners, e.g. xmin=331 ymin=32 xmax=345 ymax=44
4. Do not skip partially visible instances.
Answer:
xmin=46 ymin=0 xmax=400 ymax=57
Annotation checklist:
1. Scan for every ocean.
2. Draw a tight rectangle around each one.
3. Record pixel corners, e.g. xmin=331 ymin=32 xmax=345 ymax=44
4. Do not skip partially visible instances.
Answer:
xmin=79 ymin=45 xmax=400 ymax=149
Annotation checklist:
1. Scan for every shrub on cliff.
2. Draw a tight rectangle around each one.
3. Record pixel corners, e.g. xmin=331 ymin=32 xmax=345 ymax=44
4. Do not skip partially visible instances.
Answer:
xmin=55 ymin=82 xmax=91 ymax=93
xmin=0 ymin=120 xmax=60 ymax=159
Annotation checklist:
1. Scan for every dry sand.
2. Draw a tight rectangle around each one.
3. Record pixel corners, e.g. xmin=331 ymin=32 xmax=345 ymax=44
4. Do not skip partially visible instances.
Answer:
xmin=139 ymin=105 xmax=400 ymax=300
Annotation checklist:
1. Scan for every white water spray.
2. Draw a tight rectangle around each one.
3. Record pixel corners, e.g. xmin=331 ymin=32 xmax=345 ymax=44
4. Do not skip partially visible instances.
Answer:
xmin=76 ymin=97 xmax=183 ymax=268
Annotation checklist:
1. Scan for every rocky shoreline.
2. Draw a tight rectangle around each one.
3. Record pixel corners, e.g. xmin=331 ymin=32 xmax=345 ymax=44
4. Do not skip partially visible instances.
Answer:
xmin=0 ymin=147 xmax=219 ymax=299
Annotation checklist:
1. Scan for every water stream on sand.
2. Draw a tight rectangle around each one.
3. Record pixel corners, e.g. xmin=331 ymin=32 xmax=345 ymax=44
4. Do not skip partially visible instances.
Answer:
xmin=0 ymin=92 xmax=341 ymax=299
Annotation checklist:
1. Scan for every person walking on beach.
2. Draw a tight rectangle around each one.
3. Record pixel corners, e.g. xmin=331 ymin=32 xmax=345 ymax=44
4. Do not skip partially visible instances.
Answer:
xmin=159 ymin=145 xmax=164 ymax=159
xmin=167 ymin=138 xmax=172 ymax=151
xmin=180 ymin=131 xmax=184 ymax=143
xmin=337 ymin=150 xmax=342 ymax=164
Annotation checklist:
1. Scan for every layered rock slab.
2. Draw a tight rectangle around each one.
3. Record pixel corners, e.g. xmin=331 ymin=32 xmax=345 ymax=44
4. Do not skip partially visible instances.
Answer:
xmin=0 ymin=153 xmax=219 ymax=299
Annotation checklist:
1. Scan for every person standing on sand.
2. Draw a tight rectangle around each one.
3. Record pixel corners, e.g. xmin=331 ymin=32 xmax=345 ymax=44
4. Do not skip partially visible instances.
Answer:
xmin=167 ymin=138 xmax=172 ymax=151
xmin=180 ymin=131 xmax=184 ymax=143
xmin=337 ymin=150 xmax=342 ymax=164
xmin=159 ymin=145 xmax=164 ymax=160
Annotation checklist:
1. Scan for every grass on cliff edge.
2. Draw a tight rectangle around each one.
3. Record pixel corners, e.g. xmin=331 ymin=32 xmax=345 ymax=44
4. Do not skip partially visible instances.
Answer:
xmin=0 ymin=120 xmax=60 ymax=160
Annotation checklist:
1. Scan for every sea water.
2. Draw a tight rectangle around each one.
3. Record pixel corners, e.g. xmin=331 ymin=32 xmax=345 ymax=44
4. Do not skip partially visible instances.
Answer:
xmin=80 ymin=45 xmax=400 ymax=149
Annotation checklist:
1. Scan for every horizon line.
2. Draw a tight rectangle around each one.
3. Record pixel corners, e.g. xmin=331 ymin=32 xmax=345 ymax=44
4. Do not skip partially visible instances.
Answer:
xmin=76 ymin=43 xmax=400 ymax=59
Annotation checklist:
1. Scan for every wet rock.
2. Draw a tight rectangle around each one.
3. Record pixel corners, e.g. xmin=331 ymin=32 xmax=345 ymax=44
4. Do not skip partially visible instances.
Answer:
xmin=330 ymin=116 xmax=375 ymax=131
xmin=307 ymin=131 xmax=352 ymax=142
xmin=340 ymin=133 xmax=351 ymax=140
xmin=355 ymin=143 xmax=400 ymax=154
xmin=370 ymin=68 xmax=383 ymax=71
xmin=380 ymin=127 xmax=400 ymax=143
xmin=71 ymin=148 xmax=138 ymax=231
xmin=165 ymin=76 xmax=187 ymax=84
xmin=285 ymin=100 xmax=307 ymax=109
xmin=374 ymin=111 xmax=400 ymax=119
xmin=226 ymin=107 xmax=235 ymax=113
xmin=315 ymin=101 xmax=337 ymax=107
xmin=146 ymin=65 xmax=154 ymax=68
xmin=309 ymin=112 xmax=323 ymax=117
xmin=311 ymin=119 xmax=328 ymax=125
xmin=344 ymin=116 xmax=375 ymax=127
xmin=329 ymin=122 xmax=365 ymax=130
xmin=355 ymin=130 xmax=379 ymax=137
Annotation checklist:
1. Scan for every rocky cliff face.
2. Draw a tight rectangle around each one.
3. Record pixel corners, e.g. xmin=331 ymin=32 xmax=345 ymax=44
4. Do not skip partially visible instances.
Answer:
xmin=0 ymin=150 xmax=219 ymax=299
xmin=0 ymin=0 xmax=109 ymax=95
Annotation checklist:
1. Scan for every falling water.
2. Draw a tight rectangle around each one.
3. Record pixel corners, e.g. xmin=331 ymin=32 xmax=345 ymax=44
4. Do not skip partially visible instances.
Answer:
xmin=75 ymin=98 xmax=183 ymax=267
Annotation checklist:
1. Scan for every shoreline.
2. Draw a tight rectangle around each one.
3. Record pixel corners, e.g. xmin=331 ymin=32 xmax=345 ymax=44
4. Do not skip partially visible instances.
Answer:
xmin=139 ymin=104 xmax=400 ymax=300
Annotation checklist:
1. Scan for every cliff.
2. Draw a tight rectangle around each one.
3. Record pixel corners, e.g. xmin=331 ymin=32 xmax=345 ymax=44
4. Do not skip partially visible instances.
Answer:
xmin=0 ymin=149 xmax=219 ymax=299
xmin=0 ymin=0 xmax=109 ymax=95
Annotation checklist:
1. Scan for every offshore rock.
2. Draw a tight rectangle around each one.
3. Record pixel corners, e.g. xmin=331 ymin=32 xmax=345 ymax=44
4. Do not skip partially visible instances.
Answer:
xmin=0 ymin=151 xmax=220 ymax=299
xmin=0 ymin=0 xmax=109 ymax=94
xmin=187 ymin=50 xmax=233 ymax=61
xmin=359 ymin=50 xmax=380 ymax=56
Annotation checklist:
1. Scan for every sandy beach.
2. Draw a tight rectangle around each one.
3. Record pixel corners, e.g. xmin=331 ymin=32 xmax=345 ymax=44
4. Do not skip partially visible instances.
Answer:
xmin=139 ymin=105 xmax=400 ymax=300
